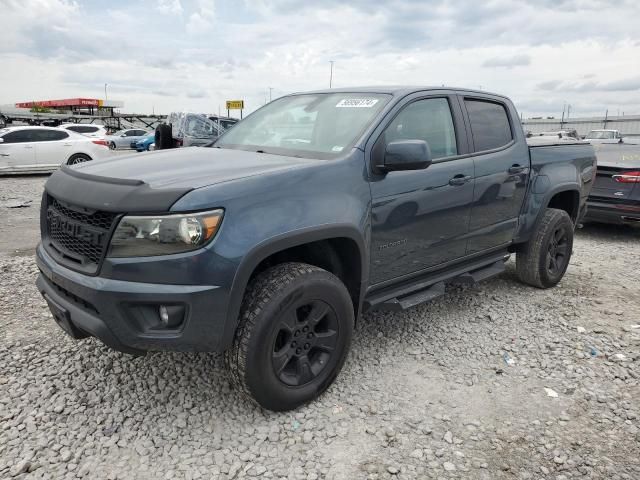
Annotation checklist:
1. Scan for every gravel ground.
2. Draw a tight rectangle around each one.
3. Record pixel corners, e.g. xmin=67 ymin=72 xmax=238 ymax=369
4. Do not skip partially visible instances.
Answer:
xmin=1 ymin=176 xmax=639 ymax=479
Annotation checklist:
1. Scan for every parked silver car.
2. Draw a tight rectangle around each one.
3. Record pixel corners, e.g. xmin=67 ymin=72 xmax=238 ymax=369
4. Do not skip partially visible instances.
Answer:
xmin=105 ymin=128 xmax=150 ymax=150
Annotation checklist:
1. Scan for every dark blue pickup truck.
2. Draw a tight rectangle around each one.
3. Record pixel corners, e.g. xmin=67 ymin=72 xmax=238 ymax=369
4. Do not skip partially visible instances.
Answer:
xmin=36 ymin=87 xmax=596 ymax=410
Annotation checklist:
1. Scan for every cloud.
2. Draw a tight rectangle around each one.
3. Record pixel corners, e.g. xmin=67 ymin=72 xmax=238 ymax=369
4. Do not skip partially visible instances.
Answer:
xmin=537 ymin=80 xmax=562 ymax=90
xmin=186 ymin=1 xmax=216 ymax=34
xmin=158 ymin=0 xmax=183 ymax=15
xmin=0 ymin=0 xmax=639 ymax=117
xmin=482 ymin=54 xmax=531 ymax=68
xmin=536 ymin=76 xmax=640 ymax=92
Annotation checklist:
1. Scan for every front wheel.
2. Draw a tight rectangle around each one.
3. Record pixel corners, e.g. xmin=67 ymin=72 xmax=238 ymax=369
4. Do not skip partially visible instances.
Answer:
xmin=516 ymin=208 xmax=574 ymax=288
xmin=108 ymin=141 xmax=116 ymax=150
xmin=225 ymin=262 xmax=354 ymax=411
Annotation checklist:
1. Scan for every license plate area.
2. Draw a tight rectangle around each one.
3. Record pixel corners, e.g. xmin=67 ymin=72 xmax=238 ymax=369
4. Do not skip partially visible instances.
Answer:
xmin=43 ymin=293 xmax=89 ymax=339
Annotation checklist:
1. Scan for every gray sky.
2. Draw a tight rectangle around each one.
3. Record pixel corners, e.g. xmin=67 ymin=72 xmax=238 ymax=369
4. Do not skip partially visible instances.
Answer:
xmin=1 ymin=0 xmax=639 ymax=117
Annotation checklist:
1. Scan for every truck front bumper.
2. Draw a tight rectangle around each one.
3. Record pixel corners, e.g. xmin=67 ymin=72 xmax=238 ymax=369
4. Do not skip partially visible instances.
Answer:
xmin=35 ymin=244 xmax=230 ymax=355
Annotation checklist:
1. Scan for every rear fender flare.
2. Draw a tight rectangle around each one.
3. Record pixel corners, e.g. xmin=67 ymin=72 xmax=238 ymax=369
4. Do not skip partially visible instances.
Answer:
xmin=516 ymin=182 xmax=580 ymax=244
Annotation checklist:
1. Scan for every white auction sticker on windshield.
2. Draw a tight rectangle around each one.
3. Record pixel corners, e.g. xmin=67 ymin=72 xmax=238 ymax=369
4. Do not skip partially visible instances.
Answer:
xmin=335 ymin=98 xmax=379 ymax=108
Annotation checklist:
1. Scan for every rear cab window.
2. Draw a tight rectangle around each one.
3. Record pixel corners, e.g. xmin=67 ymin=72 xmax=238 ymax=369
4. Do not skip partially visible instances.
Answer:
xmin=464 ymin=98 xmax=513 ymax=152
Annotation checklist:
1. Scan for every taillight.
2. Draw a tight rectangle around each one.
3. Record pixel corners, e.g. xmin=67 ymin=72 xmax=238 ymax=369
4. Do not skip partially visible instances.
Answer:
xmin=613 ymin=171 xmax=640 ymax=183
xmin=92 ymin=139 xmax=109 ymax=147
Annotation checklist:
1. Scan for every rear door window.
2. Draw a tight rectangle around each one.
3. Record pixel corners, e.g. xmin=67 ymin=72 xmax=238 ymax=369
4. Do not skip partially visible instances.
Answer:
xmin=464 ymin=99 xmax=513 ymax=152
xmin=35 ymin=130 xmax=69 ymax=141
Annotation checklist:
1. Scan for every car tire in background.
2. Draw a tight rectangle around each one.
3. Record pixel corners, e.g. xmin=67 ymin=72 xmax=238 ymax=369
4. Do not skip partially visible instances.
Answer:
xmin=66 ymin=153 xmax=92 ymax=165
xmin=108 ymin=141 xmax=117 ymax=150
xmin=155 ymin=124 xmax=173 ymax=150
xmin=225 ymin=262 xmax=354 ymax=411
xmin=516 ymin=208 xmax=574 ymax=289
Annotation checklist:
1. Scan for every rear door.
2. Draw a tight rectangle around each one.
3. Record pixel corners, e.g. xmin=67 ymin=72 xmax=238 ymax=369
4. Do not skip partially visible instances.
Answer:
xmin=34 ymin=130 xmax=72 ymax=166
xmin=369 ymin=93 xmax=475 ymax=284
xmin=461 ymin=96 xmax=530 ymax=254
xmin=0 ymin=130 xmax=37 ymax=169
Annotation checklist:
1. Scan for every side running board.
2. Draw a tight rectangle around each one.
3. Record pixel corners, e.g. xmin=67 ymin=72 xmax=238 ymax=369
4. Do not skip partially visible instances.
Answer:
xmin=373 ymin=260 xmax=506 ymax=312
xmin=450 ymin=260 xmax=505 ymax=285
xmin=379 ymin=281 xmax=446 ymax=312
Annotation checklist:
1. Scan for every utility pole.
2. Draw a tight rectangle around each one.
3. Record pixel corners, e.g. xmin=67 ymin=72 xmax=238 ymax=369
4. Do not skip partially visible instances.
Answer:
xmin=269 ymin=87 xmax=274 ymax=102
xmin=329 ymin=60 xmax=334 ymax=88
xmin=104 ymin=83 xmax=108 ymax=102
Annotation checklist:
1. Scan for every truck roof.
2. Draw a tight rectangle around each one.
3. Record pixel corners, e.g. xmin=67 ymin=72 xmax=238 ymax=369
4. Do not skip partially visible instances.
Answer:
xmin=292 ymin=86 xmax=508 ymax=99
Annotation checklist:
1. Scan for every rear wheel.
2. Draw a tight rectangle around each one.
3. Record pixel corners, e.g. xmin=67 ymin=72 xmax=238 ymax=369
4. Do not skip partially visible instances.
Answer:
xmin=66 ymin=153 xmax=91 ymax=165
xmin=225 ymin=262 xmax=354 ymax=411
xmin=516 ymin=208 xmax=574 ymax=288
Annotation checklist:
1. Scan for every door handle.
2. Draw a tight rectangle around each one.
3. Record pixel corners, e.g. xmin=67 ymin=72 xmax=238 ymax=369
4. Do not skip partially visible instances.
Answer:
xmin=0 ymin=153 xmax=9 ymax=157
xmin=508 ymin=164 xmax=527 ymax=174
xmin=63 ymin=143 xmax=73 ymax=146
xmin=449 ymin=174 xmax=472 ymax=186
xmin=24 ymin=145 xmax=34 ymax=149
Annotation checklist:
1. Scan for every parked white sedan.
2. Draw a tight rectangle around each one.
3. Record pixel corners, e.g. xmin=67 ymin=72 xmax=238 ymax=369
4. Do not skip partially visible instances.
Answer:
xmin=0 ymin=126 xmax=111 ymax=175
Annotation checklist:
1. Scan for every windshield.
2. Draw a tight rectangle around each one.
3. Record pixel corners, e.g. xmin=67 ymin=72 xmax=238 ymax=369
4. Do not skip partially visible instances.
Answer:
xmin=215 ymin=93 xmax=390 ymax=158
xmin=586 ymin=130 xmax=614 ymax=139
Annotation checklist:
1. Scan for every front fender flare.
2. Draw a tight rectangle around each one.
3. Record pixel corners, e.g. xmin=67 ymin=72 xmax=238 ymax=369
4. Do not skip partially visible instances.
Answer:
xmin=221 ymin=224 xmax=368 ymax=349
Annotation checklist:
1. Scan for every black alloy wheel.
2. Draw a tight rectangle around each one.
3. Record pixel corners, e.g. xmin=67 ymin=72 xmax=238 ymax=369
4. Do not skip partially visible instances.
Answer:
xmin=547 ymin=224 xmax=570 ymax=276
xmin=225 ymin=262 xmax=354 ymax=411
xmin=271 ymin=299 xmax=339 ymax=387
xmin=516 ymin=208 xmax=574 ymax=289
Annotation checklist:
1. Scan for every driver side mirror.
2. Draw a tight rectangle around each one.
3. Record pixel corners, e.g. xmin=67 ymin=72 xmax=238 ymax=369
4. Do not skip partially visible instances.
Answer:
xmin=379 ymin=139 xmax=432 ymax=172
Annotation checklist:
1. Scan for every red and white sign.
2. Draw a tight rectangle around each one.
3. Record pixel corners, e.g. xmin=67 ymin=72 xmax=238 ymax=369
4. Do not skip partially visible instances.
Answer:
xmin=16 ymin=98 xmax=101 ymax=108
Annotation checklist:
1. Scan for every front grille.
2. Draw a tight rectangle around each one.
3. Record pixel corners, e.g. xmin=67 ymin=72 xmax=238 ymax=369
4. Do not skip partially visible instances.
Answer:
xmin=45 ymin=195 xmax=119 ymax=273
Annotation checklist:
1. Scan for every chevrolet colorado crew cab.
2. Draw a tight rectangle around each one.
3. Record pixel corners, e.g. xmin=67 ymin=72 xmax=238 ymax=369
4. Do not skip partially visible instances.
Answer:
xmin=36 ymin=87 xmax=596 ymax=411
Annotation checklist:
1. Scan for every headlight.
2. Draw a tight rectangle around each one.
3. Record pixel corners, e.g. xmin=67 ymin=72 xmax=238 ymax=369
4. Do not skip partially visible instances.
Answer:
xmin=108 ymin=209 xmax=223 ymax=257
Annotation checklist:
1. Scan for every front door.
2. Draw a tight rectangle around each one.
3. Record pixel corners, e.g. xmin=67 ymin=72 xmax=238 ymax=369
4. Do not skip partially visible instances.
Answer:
xmin=461 ymin=97 xmax=530 ymax=254
xmin=369 ymin=96 xmax=475 ymax=285
xmin=0 ymin=130 xmax=37 ymax=170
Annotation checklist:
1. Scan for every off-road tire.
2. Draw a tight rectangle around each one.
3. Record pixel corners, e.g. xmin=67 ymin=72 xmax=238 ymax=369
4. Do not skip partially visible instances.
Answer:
xmin=66 ymin=153 xmax=91 ymax=165
xmin=224 ymin=262 xmax=354 ymax=411
xmin=516 ymin=208 xmax=574 ymax=288
xmin=155 ymin=123 xmax=173 ymax=150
